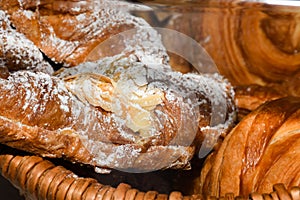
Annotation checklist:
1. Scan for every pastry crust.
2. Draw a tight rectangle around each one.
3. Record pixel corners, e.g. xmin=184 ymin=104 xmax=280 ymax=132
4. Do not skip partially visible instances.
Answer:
xmin=145 ymin=0 xmax=300 ymax=91
xmin=0 ymin=70 xmax=190 ymax=171
xmin=0 ymin=58 xmax=234 ymax=170
xmin=0 ymin=0 xmax=169 ymax=67
xmin=0 ymin=0 xmax=236 ymax=172
xmin=199 ymin=97 xmax=300 ymax=197
xmin=234 ymin=84 xmax=284 ymax=112
xmin=234 ymin=84 xmax=286 ymax=120
xmin=0 ymin=10 xmax=53 ymax=75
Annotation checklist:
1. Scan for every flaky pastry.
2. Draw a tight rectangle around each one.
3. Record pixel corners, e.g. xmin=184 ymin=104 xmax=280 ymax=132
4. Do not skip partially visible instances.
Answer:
xmin=0 ymin=52 xmax=236 ymax=172
xmin=0 ymin=0 xmax=238 ymax=173
xmin=0 ymin=0 xmax=169 ymax=67
xmin=0 ymin=10 xmax=53 ymax=76
xmin=199 ymin=97 xmax=300 ymax=198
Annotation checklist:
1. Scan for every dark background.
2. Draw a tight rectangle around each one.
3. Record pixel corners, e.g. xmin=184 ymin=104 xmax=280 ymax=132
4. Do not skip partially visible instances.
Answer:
xmin=0 ymin=175 xmax=25 ymax=199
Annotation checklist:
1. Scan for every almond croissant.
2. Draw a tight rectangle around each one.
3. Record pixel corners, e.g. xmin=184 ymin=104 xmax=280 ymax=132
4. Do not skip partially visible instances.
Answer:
xmin=0 ymin=54 xmax=236 ymax=172
xmin=199 ymin=97 xmax=300 ymax=198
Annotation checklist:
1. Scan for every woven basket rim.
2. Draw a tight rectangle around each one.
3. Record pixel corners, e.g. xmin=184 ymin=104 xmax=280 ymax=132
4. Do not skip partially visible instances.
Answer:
xmin=0 ymin=145 xmax=299 ymax=200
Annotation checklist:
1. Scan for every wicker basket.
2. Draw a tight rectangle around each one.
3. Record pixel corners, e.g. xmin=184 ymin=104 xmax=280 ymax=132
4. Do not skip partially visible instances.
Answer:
xmin=0 ymin=145 xmax=299 ymax=200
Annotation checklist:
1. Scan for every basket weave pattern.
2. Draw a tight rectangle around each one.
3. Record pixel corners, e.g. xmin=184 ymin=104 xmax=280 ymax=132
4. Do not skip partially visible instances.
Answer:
xmin=0 ymin=147 xmax=299 ymax=200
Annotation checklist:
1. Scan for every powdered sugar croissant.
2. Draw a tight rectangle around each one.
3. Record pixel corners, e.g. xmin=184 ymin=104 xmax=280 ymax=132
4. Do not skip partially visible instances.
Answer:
xmin=0 ymin=53 xmax=236 ymax=172
xmin=0 ymin=0 xmax=169 ymax=67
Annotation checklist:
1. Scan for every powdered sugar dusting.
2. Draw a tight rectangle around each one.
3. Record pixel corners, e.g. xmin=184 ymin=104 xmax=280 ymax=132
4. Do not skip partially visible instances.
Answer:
xmin=22 ymin=10 xmax=34 ymax=19
xmin=57 ymin=54 xmax=235 ymax=133
xmin=0 ymin=10 xmax=54 ymax=74
xmin=169 ymin=72 xmax=236 ymax=128
xmin=54 ymin=51 xmax=236 ymax=171
xmin=9 ymin=0 xmax=169 ymax=66
xmin=2 ymin=71 xmax=70 ymax=116
xmin=88 ymin=2 xmax=169 ymax=65
xmin=0 ymin=71 xmax=126 ymax=144
xmin=0 ymin=0 xmax=236 ymax=172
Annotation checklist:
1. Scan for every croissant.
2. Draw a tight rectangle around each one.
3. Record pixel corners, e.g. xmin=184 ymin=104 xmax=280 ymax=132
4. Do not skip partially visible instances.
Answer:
xmin=199 ymin=97 xmax=300 ymax=198
xmin=144 ymin=0 xmax=300 ymax=91
xmin=0 ymin=10 xmax=53 ymax=76
xmin=201 ymin=0 xmax=300 ymax=86
xmin=0 ymin=52 xmax=236 ymax=172
xmin=0 ymin=0 xmax=169 ymax=67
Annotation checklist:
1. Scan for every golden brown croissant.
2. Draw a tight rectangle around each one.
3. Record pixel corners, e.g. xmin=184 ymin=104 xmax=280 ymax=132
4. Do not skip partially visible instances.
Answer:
xmin=0 ymin=53 xmax=236 ymax=172
xmin=199 ymin=97 xmax=300 ymax=198
xmin=142 ymin=0 xmax=300 ymax=88
xmin=0 ymin=10 xmax=53 ymax=76
xmin=199 ymin=0 xmax=300 ymax=86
